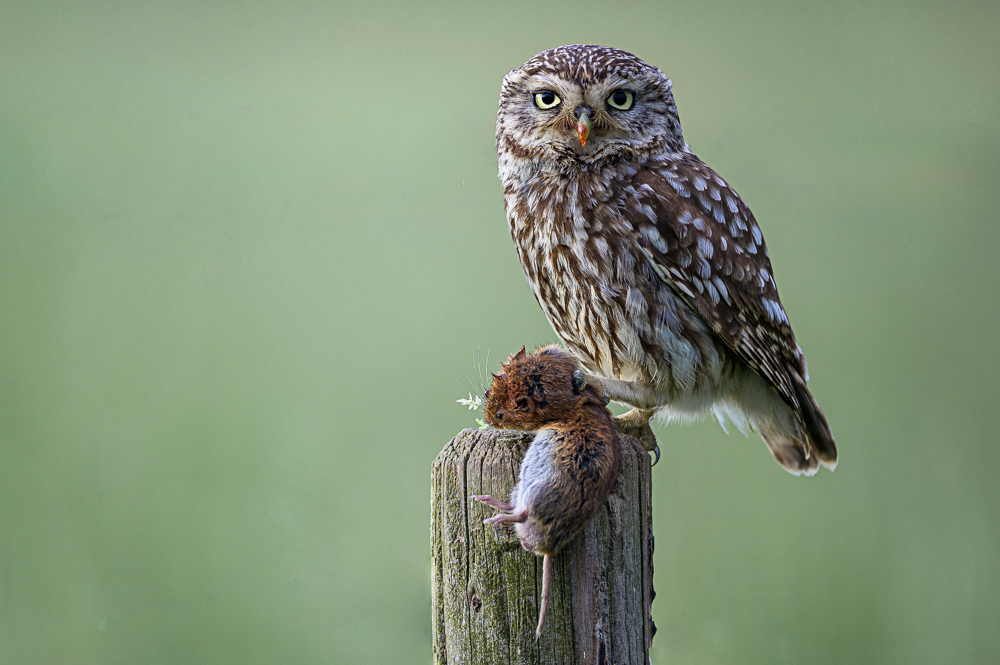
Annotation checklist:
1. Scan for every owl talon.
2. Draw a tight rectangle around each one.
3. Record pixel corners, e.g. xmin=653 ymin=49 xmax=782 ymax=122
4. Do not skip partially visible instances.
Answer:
xmin=581 ymin=374 xmax=612 ymax=405
xmin=631 ymin=426 xmax=658 ymax=455
xmin=613 ymin=408 xmax=659 ymax=456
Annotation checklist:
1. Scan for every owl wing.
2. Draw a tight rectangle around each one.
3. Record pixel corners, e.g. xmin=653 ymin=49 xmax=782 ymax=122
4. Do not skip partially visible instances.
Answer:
xmin=626 ymin=153 xmax=808 ymax=413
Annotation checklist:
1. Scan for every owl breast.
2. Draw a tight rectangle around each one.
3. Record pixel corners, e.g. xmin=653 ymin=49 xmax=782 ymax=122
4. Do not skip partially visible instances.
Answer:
xmin=503 ymin=166 xmax=727 ymax=408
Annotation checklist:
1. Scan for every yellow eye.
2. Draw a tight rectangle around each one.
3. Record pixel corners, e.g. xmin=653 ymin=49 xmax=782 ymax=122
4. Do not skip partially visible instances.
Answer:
xmin=533 ymin=91 xmax=561 ymax=109
xmin=607 ymin=90 xmax=634 ymax=110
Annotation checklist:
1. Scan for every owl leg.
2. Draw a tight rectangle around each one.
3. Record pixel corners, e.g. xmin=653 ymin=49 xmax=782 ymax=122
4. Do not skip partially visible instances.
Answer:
xmin=584 ymin=375 xmax=661 ymax=409
xmin=614 ymin=408 xmax=660 ymax=463
xmin=583 ymin=375 xmax=661 ymax=462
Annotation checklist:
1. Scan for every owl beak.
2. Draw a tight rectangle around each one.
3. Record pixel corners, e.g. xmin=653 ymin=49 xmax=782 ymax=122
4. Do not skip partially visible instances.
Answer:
xmin=575 ymin=112 xmax=592 ymax=146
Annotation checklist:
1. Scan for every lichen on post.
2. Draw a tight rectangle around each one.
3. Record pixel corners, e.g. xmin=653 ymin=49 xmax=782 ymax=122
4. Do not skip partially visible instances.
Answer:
xmin=431 ymin=428 xmax=654 ymax=665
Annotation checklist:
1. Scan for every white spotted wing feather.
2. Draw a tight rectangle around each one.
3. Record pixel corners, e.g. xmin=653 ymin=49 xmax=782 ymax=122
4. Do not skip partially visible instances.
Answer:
xmin=628 ymin=154 xmax=837 ymax=471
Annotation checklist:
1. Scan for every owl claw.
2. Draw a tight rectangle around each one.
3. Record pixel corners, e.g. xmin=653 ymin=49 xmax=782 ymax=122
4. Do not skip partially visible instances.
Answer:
xmin=581 ymin=374 xmax=612 ymax=405
xmin=614 ymin=408 xmax=659 ymax=460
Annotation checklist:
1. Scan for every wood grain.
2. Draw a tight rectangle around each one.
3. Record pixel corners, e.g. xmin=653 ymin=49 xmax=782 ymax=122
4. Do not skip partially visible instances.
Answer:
xmin=431 ymin=428 xmax=654 ymax=665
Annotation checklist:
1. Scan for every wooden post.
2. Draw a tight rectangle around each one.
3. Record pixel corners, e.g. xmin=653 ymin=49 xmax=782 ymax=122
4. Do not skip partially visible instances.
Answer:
xmin=431 ymin=428 xmax=654 ymax=665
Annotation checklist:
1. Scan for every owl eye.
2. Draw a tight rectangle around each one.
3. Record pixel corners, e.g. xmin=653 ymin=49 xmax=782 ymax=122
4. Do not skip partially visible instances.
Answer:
xmin=533 ymin=91 xmax=561 ymax=109
xmin=607 ymin=90 xmax=634 ymax=110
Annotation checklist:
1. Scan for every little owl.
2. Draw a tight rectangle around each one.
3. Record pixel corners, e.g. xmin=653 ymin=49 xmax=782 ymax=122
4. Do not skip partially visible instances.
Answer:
xmin=496 ymin=45 xmax=837 ymax=475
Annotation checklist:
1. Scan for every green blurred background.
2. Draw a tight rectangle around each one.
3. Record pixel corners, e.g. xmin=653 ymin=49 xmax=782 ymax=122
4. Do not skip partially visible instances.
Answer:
xmin=1 ymin=0 xmax=997 ymax=663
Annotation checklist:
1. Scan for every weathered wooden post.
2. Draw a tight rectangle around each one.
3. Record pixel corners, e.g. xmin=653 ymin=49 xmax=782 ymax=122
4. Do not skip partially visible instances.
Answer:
xmin=431 ymin=428 xmax=654 ymax=665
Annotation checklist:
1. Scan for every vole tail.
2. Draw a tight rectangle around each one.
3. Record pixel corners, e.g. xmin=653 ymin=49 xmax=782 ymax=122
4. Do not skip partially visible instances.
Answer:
xmin=535 ymin=554 xmax=552 ymax=639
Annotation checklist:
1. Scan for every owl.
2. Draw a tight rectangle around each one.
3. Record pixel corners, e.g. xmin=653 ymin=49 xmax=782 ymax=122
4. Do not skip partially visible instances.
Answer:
xmin=496 ymin=45 xmax=837 ymax=475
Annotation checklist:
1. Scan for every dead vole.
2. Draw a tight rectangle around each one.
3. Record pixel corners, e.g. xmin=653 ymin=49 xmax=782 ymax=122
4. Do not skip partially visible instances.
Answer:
xmin=472 ymin=345 xmax=622 ymax=638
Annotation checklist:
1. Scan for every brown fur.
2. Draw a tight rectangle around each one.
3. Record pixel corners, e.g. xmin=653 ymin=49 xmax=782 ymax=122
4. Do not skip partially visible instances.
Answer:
xmin=477 ymin=345 xmax=622 ymax=637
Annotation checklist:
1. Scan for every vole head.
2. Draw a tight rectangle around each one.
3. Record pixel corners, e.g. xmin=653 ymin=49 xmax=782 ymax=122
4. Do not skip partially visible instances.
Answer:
xmin=484 ymin=345 xmax=593 ymax=430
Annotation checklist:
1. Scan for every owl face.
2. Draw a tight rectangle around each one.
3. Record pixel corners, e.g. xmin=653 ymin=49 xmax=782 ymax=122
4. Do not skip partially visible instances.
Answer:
xmin=497 ymin=45 xmax=685 ymax=165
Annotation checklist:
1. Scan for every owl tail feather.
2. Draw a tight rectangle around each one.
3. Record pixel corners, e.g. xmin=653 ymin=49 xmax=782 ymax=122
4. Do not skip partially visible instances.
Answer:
xmin=759 ymin=423 xmax=820 ymax=476
xmin=759 ymin=379 xmax=837 ymax=476
xmin=792 ymin=377 xmax=838 ymax=470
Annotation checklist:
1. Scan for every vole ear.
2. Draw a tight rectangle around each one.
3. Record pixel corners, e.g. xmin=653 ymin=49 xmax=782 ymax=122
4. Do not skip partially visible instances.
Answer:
xmin=502 ymin=345 xmax=528 ymax=370
xmin=514 ymin=396 xmax=534 ymax=414
xmin=571 ymin=369 xmax=586 ymax=393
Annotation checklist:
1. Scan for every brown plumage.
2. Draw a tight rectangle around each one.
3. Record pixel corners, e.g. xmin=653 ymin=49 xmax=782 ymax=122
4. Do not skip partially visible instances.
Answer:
xmin=473 ymin=345 xmax=621 ymax=638
xmin=496 ymin=45 xmax=837 ymax=475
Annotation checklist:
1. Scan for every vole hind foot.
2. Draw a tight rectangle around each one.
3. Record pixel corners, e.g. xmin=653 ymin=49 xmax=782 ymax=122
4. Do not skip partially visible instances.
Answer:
xmin=472 ymin=495 xmax=528 ymax=525
xmin=471 ymin=495 xmax=513 ymax=511
xmin=614 ymin=408 xmax=660 ymax=464
xmin=482 ymin=509 xmax=528 ymax=525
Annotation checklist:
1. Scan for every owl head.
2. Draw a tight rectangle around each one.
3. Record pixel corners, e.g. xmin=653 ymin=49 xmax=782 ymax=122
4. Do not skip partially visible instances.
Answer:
xmin=497 ymin=45 xmax=685 ymax=167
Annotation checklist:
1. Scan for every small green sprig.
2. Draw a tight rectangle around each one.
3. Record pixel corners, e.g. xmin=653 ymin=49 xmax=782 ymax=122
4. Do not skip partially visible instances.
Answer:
xmin=457 ymin=393 xmax=484 ymax=411
xmin=457 ymin=393 xmax=491 ymax=430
